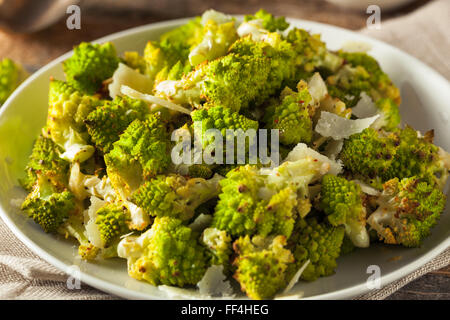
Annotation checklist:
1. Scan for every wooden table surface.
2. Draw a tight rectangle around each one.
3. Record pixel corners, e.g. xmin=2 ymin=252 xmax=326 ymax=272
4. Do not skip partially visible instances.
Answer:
xmin=0 ymin=0 xmax=448 ymax=299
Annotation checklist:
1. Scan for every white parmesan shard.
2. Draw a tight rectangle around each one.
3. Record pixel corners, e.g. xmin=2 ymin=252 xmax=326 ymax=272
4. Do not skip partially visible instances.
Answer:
xmin=315 ymin=111 xmax=379 ymax=140
xmin=352 ymin=92 xmax=378 ymax=118
xmin=196 ymin=265 xmax=234 ymax=297
xmin=284 ymin=143 xmax=343 ymax=176
xmin=281 ymin=260 xmax=310 ymax=295
xmin=352 ymin=179 xmax=381 ymax=196
xmin=237 ymin=19 xmax=267 ymax=41
xmin=121 ymin=85 xmax=192 ymax=115
xmin=109 ymin=63 xmax=153 ymax=99
xmin=308 ymin=73 xmax=328 ymax=104
xmin=324 ymin=139 xmax=344 ymax=161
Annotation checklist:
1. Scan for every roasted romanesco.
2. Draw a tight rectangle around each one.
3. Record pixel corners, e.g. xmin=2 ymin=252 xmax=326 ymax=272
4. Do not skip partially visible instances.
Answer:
xmin=0 ymin=58 xmax=28 ymax=106
xmin=17 ymin=9 xmax=449 ymax=300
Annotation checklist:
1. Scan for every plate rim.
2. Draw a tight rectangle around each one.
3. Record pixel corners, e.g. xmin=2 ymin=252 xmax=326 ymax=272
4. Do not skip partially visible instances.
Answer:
xmin=0 ymin=16 xmax=449 ymax=300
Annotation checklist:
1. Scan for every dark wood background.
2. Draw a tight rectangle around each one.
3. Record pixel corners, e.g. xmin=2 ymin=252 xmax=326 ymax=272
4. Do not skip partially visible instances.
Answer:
xmin=0 ymin=0 xmax=448 ymax=299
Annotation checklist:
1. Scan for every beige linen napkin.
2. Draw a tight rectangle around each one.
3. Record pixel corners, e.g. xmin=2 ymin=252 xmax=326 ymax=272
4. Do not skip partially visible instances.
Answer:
xmin=0 ymin=0 xmax=449 ymax=300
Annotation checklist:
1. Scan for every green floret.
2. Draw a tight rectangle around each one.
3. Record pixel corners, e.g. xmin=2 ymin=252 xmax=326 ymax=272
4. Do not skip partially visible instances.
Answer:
xmin=156 ymin=53 xmax=271 ymax=112
xmin=320 ymin=174 xmax=369 ymax=248
xmin=287 ymin=218 xmax=345 ymax=282
xmin=326 ymin=51 xmax=401 ymax=108
xmin=189 ymin=18 xmax=238 ymax=66
xmin=212 ymin=165 xmax=265 ymax=237
xmin=46 ymin=79 xmax=101 ymax=162
xmin=85 ymin=95 xmax=149 ymax=153
xmin=144 ymin=40 xmax=191 ymax=83
xmin=144 ymin=15 xmax=205 ymax=81
xmin=0 ymin=58 xmax=28 ymax=105
xmin=368 ymin=177 xmax=446 ymax=247
xmin=244 ymin=9 xmax=289 ymax=32
xmin=373 ymin=98 xmax=401 ymax=131
xmin=130 ymin=174 xmax=222 ymax=221
xmin=122 ymin=51 xmax=147 ymax=74
xmin=191 ymin=104 xmax=259 ymax=148
xmin=104 ymin=113 xmax=172 ymax=198
xmin=341 ymin=126 xmax=450 ymax=188
xmin=159 ymin=17 xmax=204 ymax=51
xmin=187 ymin=164 xmax=214 ymax=179
xmin=201 ymin=227 xmax=232 ymax=270
xmin=21 ymin=174 xmax=75 ymax=233
xmin=261 ymin=187 xmax=298 ymax=237
xmin=385 ymin=126 xmax=448 ymax=186
xmin=264 ymin=83 xmax=313 ymax=145
xmin=212 ymin=165 xmax=298 ymax=238
xmin=201 ymin=53 xmax=271 ymax=111
xmin=95 ymin=204 xmax=130 ymax=248
xmin=59 ymin=213 xmax=99 ymax=260
xmin=20 ymin=135 xmax=70 ymax=191
xmin=340 ymin=128 xmax=396 ymax=186
xmin=63 ymin=42 xmax=120 ymax=94
xmin=232 ymin=235 xmax=294 ymax=300
xmin=286 ymin=28 xmax=343 ymax=80
xmin=229 ymin=33 xmax=295 ymax=104
xmin=154 ymin=60 xmax=192 ymax=84
xmin=125 ymin=216 xmax=207 ymax=287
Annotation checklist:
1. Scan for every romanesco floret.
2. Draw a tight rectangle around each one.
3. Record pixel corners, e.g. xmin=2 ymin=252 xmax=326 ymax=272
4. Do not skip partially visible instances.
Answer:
xmin=59 ymin=213 xmax=100 ymax=260
xmin=286 ymin=28 xmax=343 ymax=78
xmin=63 ymin=42 xmax=120 ymax=94
xmin=191 ymin=104 xmax=259 ymax=148
xmin=122 ymin=51 xmax=147 ymax=74
xmin=373 ymin=98 xmax=401 ymax=131
xmin=385 ymin=126 xmax=449 ymax=187
xmin=211 ymin=165 xmax=266 ymax=237
xmin=263 ymin=83 xmax=313 ymax=145
xmin=189 ymin=18 xmax=238 ymax=66
xmin=232 ymin=235 xmax=294 ymax=300
xmin=95 ymin=204 xmax=130 ymax=248
xmin=340 ymin=126 xmax=449 ymax=188
xmin=326 ymin=51 xmax=401 ymax=112
xmin=340 ymin=127 xmax=396 ymax=186
xmin=21 ymin=173 xmax=75 ymax=233
xmin=105 ymin=113 xmax=171 ymax=198
xmin=0 ymin=58 xmax=28 ymax=105
xmin=202 ymin=227 xmax=232 ymax=270
xmin=21 ymin=135 xmax=70 ymax=191
xmin=244 ymin=9 xmax=289 ymax=32
xmin=130 ymin=174 xmax=222 ymax=221
xmin=144 ymin=15 xmax=205 ymax=81
xmin=144 ymin=40 xmax=191 ymax=83
xmin=120 ymin=216 xmax=207 ymax=287
xmin=156 ymin=52 xmax=271 ymax=112
xmin=46 ymin=79 xmax=101 ymax=162
xmin=212 ymin=145 xmax=343 ymax=238
xmin=287 ymin=218 xmax=344 ymax=281
xmin=320 ymin=174 xmax=369 ymax=248
xmin=85 ymin=95 xmax=149 ymax=153
xmin=229 ymin=32 xmax=295 ymax=104
xmin=367 ymin=177 xmax=446 ymax=247
xmin=187 ymin=164 xmax=214 ymax=179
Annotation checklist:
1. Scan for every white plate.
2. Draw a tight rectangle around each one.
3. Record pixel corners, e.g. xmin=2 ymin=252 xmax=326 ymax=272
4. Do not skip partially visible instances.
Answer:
xmin=0 ymin=17 xmax=449 ymax=300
